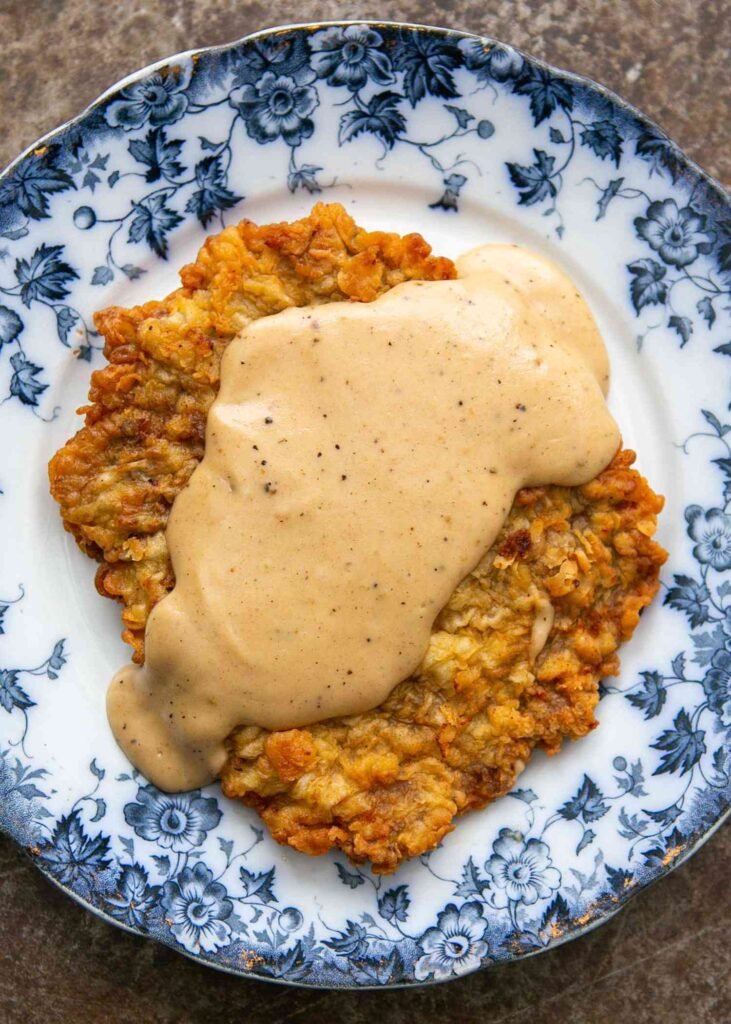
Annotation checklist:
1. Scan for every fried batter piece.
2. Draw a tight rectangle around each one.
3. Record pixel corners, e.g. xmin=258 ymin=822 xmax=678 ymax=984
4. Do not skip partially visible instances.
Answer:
xmin=48 ymin=203 xmax=455 ymax=659
xmin=221 ymin=450 xmax=666 ymax=873
xmin=49 ymin=203 xmax=666 ymax=875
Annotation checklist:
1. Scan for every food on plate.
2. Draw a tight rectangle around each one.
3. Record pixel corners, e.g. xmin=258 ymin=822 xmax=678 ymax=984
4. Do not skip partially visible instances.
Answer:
xmin=49 ymin=202 xmax=455 ymax=661
xmin=49 ymin=202 xmax=666 ymax=873
xmin=222 ymin=449 xmax=664 ymax=873
xmin=105 ymin=239 xmax=622 ymax=790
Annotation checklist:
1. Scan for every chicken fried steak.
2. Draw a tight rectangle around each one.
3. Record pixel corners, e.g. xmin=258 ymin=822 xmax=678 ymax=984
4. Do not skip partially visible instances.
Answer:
xmin=49 ymin=205 xmax=665 ymax=873
xmin=49 ymin=203 xmax=455 ymax=660
xmin=221 ymin=451 xmax=665 ymax=872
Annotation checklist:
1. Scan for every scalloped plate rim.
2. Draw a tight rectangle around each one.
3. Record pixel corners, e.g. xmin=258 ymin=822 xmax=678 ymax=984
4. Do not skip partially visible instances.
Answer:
xmin=26 ymin=801 xmax=728 ymax=991
xmin=3 ymin=20 xmax=728 ymax=205
xmin=1 ymin=18 xmax=729 ymax=988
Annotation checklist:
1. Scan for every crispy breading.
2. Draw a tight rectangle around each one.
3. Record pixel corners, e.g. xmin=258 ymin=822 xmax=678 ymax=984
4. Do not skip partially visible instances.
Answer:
xmin=221 ymin=450 xmax=666 ymax=873
xmin=48 ymin=204 xmax=666 ymax=874
xmin=48 ymin=203 xmax=455 ymax=659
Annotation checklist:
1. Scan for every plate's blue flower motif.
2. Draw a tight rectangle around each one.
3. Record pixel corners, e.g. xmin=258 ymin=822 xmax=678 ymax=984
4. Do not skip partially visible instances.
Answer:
xmin=123 ymin=784 xmax=222 ymax=852
xmin=311 ymin=25 xmax=393 ymax=91
xmin=414 ymin=902 xmax=489 ymax=981
xmin=338 ymin=92 xmax=406 ymax=150
xmin=430 ymin=172 xmax=467 ymax=212
xmin=72 ymin=205 xmax=96 ymax=230
xmin=392 ymin=32 xmax=463 ymax=106
xmin=105 ymin=65 xmax=192 ymax=130
xmin=652 ymin=709 xmax=706 ymax=776
xmin=0 ymin=306 xmax=22 ymax=349
xmin=720 ymin=696 xmax=731 ymax=730
xmin=703 ymin=650 xmax=731 ymax=727
xmin=458 ymin=40 xmax=525 ymax=83
xmin=160 ymin=862 xmax=233 ymax=953
xmin=185 ymin=155 xmax=241 ymax=227
xmin=634 ymin=199 xmax=715 ymax=268
xmin=512 ymin=65 xmax=574 ymax=125
xmin=0 ymin=147 xmax=74 ymax=221
xmin=0 ymin=22 xmax=730 ymax=988
xmin=507 ymin=149 xmax=557 ymax=206
xmin=14 ymin=243 xmax=78 ymax=307
xmin=324 ymin=920 xmax=370 ymax=957
xmin=36 ymin=810 xmax=111 ymax=888
xmin=231 ymin=71 xmax=319 ymax=147
xmin=279 ymin=906 xmax=304 ymax=932
xmin=105 ymin=863 xmax=158 ymax=929
xmin=128 ymin=128 xmax=185 ymax=183
xmin=228 ymin=35 xmax=313 ymax=90
xmin=485 ymin=829 xmax=561 ymax=907
xmin=127 ymin=193 xmax=183 ymax=259
xmin=64 ymin=145 xmax=110 ymax=192
xmin=0 ymin=669 xmax=33 ymax=712
xmin=685 ymin=506 xmax=731 ymax=570
xmin=9 ymin=352 xmax=47 ymax=407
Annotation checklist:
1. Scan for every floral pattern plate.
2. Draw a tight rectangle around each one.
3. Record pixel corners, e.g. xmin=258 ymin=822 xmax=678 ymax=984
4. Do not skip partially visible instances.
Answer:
xmin=0 ymin=21 xmax=729 ymax=988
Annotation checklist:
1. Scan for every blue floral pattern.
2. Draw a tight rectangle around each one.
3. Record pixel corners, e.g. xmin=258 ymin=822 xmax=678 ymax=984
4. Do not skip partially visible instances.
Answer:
xmin=484 ymin=830 xmax=561 ymax=908
xmin=105 ymin=65 xmax=192 ymax=130
xmin=0 ymin=23 xmax=729 ymax=987
xmin=105 ymin=863 xmax=159 ymax=929
xmin=231 ymin=71 xmax=319 ymax=147
xmin=124 ymin=784 xmax=221 ymax=852
xmin=685 ymin=506 xmax=731 ymax=570
xmin=634 ymin=199 xmax=715 ymax=268
xmin=310 ymin=26 xmax=393 ymax=91
xmin=414 ymin=903 xmax=489 ymax=981
xmin=160 ymin=862 xmax=233 ymax=953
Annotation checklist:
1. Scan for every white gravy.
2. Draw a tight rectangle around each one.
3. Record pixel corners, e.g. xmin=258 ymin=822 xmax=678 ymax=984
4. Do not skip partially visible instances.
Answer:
xmin=107 ymin=244 xmax=620 ymax=790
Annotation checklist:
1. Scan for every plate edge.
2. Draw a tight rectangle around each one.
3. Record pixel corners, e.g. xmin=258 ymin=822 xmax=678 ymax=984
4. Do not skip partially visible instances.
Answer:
xmin=1 ymin=17 xmax=729 ymax=989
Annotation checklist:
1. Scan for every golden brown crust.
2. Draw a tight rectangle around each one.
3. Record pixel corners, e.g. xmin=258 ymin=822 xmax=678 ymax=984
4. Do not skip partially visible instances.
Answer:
xmin=221 ymin=450 xmax=666 ymax=873
xmin=48 ymin=204 xmax=666 ymax=874
xmin=48 ymin=203 xmax=455 ymax=659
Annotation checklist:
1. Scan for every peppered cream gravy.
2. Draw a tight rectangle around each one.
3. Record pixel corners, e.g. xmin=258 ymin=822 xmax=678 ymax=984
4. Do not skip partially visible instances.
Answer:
xmin=107 ymin=244 xmax=620 ymax=791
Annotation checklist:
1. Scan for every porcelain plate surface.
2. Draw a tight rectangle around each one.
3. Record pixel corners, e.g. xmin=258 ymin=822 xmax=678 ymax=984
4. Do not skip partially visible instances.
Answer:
xmin=0 ymin=21 xmax=729 ymax=987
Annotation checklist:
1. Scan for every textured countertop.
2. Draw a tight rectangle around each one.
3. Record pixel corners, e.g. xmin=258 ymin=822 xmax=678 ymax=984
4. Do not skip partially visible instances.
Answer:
xmin=0 ymin=2 xmax=728 ymax=1022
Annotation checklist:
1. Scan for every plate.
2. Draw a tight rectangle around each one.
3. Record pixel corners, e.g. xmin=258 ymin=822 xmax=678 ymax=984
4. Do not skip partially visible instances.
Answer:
xmin=0 ymin=21 xmax=729 ymax=988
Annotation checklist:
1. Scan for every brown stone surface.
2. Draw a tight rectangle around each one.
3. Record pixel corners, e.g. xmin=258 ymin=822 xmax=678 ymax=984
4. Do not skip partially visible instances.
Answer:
xmin=0 ymin=1 xmax=729 ymax=1020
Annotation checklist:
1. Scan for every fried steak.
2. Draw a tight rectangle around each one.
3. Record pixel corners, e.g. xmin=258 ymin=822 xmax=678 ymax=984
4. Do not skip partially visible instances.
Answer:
xmin=49 ymin=204 xmax=665 ymax=873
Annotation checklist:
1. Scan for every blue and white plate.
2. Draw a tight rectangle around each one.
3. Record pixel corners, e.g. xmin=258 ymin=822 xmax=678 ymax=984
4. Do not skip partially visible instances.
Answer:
xmin=0 ymin=21 xmax=729 ymax=987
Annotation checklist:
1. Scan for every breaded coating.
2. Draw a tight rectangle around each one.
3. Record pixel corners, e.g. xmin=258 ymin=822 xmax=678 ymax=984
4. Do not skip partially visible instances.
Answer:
xmin=221 ymin=451 xmax=666 ymax=873
xmin=48 ymin=203 xmax=455 ymax=659
xmin=48 ymin=203 xmax=666 ymax=874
